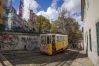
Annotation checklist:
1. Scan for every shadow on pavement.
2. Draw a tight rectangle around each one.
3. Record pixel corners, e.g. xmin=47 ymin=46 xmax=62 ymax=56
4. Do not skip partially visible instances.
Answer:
xmin=0 ymin=49 xmax=87 ymax=66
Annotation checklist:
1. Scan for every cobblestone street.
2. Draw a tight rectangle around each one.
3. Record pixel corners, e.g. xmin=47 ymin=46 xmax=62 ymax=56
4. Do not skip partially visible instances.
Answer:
xmin=0 ymin=49 xmax=94 ymax=66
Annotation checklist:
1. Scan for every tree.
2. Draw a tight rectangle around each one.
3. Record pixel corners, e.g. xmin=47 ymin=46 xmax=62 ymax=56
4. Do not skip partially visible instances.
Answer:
xmin=0 ymin=24 xmax=5 ymax=31
xmin=50 ymin=22 xmax=58 ymax=33
xmin=54 ymin=9 xmax=82 ymax=44
xmin=34 ymin=15 xmax=51 ymax=33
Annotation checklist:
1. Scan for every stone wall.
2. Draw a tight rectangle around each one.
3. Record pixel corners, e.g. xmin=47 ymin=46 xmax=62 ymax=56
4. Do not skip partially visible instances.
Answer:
xmin=0 ymin=33 xmax=40 ymax=51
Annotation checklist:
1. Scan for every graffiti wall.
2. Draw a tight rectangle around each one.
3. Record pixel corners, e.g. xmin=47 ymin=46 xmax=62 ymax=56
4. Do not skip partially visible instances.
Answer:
xmin=0 ymin=33 xmax=40 ymax=50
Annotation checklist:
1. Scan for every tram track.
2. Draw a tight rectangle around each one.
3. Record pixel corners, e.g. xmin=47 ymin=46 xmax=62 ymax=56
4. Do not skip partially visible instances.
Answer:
xmin=3 ymin=52 xmax=45 ymax=59
xmin=1 ymin=49 xmax=80 ymax=66
xmin=55 ymin=50 xmax=79 ymax=66
xmin=43 ymin=50 xmax=79 ymax=66
xmin=38 ymin=50 xmax=79 ymax=66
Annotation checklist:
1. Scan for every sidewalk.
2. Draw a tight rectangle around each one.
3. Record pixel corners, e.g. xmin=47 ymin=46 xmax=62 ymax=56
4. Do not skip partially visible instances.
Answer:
xmin=0 ymin=53 xmax=12 ymax=66
xmin=70 ymin=51 xmax=94 ymax=66
xmin=0 ymin=62 xmax=3 ymax=66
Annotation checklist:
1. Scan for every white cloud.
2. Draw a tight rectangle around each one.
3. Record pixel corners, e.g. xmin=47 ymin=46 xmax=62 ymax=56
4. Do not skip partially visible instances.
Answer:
xmin=36 ymin=0 xmax=59 ymax=21
xmin=51 ymin=0 xmax=59 ymax=8
xmin=61 ymin=0 xmax=81 ymax=12
xmin=61 ymin=0 xmax=82 ymax=28
xmin=22 ymin=0 xmax=39 ymax=21
xmin=37 ymin=7 xmax=59 ymax=21
xmin=29 ymin=0 xmax=39 ymax=12
xmin=36 ymin=0 xmax=81 ymax=22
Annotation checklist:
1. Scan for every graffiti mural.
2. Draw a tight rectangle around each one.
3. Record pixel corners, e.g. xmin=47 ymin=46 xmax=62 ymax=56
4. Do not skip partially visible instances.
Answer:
xmin=21 ymin=36 xmax=39 ymax=50
xmin=0 ymin=33 xmax=40 ymax=51
xmin=0 ymin=34 xmax=19 ymax=50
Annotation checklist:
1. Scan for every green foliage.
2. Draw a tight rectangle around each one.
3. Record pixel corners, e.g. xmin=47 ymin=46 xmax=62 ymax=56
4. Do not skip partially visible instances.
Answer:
xmin=34 ymin=15 xmax=51 ymax=33
xmin=53 ymin=10 xmax=82 ymax=44
xmin=33 ymin=10 xmax=82 ymax=44
xmin=0 ymin=24 xmax=5 ymax=32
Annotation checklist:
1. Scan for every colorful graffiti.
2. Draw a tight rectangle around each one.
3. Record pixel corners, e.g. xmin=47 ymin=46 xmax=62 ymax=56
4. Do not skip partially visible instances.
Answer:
xmin=21 ymin=36 xmax=39 ymax=50
xmin=0 ymin=34 xmax=19 ymax=50
xmin=0 ymin=34 xmax=40 ymax=50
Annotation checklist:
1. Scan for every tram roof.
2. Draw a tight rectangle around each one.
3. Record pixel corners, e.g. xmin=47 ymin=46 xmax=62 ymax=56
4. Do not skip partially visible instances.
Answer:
xmin=40 ymin=33 xmax=68 ymax=36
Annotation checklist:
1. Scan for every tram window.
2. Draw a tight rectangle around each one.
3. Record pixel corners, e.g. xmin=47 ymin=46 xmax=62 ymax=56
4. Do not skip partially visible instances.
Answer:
xmin=63 ymin=37 xmax=64 ymax=41
xmin=0 ymin=1 xmax=1 ymax=6
xmin=49 ymin=36 xmax=51 ymax=44
xmin=52 ymin=35 xmax=55 ymax=44
xmin=41 ymin=36 xmax=43 ymax=44
xmin=58 ymin=36 xmax=60 ymax=41
xmin=61 ymin=36 xmax=63 ymax=41
xmin=57 ymin=36 xmax=59 ymax=42
xmin=0 ymin=44 xmax=1 ymax=49
xmin=63 ymin=36 xmax=65 ymax=41
xmin=56 ymin=36 xmax=58 ymax=42
xmin=59 ymin=36 xmax=62 ymax=41
xmin=47 ymin=36 xmax=50 ymax=44
xmin=41 ymin=36 xmax=46 ymax=44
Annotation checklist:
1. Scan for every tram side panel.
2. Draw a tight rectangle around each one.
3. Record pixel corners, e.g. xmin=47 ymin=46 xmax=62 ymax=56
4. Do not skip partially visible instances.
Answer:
xmin=40 ymin=34 xmax=68 ymax=55
xmin=40 ymin=35 xmax=52 ymax=55
xmin=63 ymin=36 xmax=68 ymax=49
xmin=55 ymin=36 xmax=64 ymax=51
xmin=55 ymin=35 xmax=68 ymax=51
xmin=47 ymin=44 xmax=52 ymax=55
xmin=47 ymin=35 xmax=52 ymax=55
xmin=40 ymin=35 xmax=47 ymax=54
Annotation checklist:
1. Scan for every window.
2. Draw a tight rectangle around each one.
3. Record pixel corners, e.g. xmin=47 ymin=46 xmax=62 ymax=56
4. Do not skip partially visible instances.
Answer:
xmin=0 ymin=1 xmax=1 ymax=6
xmin=49 ymin=36 xmax=51 ymax=44
xmin=85 ymin=32 xmax=87 ymax=44
xmin=41 ymin=36 xmax=46 ymax=45
xmin=96 ymin=22 xmax=99 ymax=55
xmin=47 ymin=36 xmax=52 ymax=44
xmin=84 ymin=33 xmax=86 ymax=43
xmin=47 ymin=36 xmax=50 ymax=44
xmin=52 ymin=35 xmax=55 ymax=44
xmin=0 ymin=44 xmax=1 ymax=49
xmin=89 ymin=29 xmax=92 ymax=51
xmin=0 ymin=14 xmax=1 ymax=18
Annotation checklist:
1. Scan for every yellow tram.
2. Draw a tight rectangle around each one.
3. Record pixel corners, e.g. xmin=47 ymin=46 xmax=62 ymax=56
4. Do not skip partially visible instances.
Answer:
xmin=40 ymin=34 xmax=68 ymax=55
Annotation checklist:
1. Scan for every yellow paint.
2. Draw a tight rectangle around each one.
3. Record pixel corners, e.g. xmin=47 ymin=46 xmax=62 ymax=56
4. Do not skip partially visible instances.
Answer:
xmin=48 ymin=44 xmax=52 ymax=55
xmin=40 ymin=34 xmax=68 ymax=55
xmin=55 ymin=40 xmax=68 ymax=51
xmin=63 ymin=41 xmax=67 ymax=46
xmin=56 ymin=42 xmax=64 ymax=51
xmin=47 ymin=40 xmax=68 ymax=55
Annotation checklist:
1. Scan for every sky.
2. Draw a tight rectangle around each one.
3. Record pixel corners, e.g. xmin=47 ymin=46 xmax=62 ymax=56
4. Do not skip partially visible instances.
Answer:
xmin=12 ymin=0 xmax=83 ymax=28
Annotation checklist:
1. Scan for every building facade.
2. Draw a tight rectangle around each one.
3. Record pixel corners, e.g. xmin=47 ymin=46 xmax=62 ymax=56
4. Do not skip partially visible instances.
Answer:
xmin=19 ymin=0 xmax=30 ymax=21
xmin=0 ymin=0 xmax=13 ymax=31
xmin=0 ymin=0 xmax=7 ymax=31
xmin=5 ymin=6 xmax=17 ymax=31
xmin=18 ymin=0 xmax=36 ymax=32
xmin=81 ymin=0 xmax=99 ymax=66
xmin=0 ymin=0 xmax=3 ymax=24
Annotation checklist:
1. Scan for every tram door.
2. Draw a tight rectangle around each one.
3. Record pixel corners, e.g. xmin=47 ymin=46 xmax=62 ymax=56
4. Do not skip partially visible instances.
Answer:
xmin=52 ymin=35 xmax=56 ymax=54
